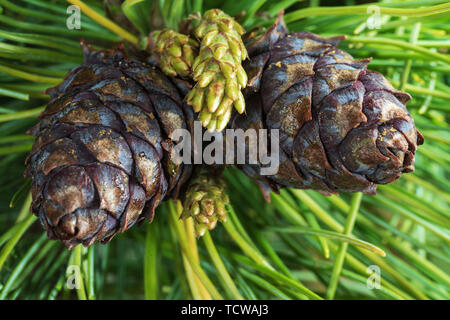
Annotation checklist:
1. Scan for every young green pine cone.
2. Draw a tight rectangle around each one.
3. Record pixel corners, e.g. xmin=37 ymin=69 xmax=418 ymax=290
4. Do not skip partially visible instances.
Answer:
xmin=185 ymin=9 xmax=248 ymax=132
xmin=181 ymin=168 xmax=229 ymax=237
xmin=148 ymin=29 xmax=199 ymax=78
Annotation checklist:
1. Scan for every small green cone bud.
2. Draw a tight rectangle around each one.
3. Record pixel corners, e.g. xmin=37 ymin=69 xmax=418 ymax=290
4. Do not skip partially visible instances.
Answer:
xmin=207 ymin=219 xmax=218 ymax=231
xmin=207 ymin=77 xmax=225 ymax=113
xmin=191 ymin=88 xmax=205 ymax=113
xmin=191 ymin=202 xmax=200 ymax=216
xmin=217 ymin=19 xmax=232 ymax=33
xmin=197 ymin=214 xmax=210 ymax=224
xmin=193 ymin=60 xmax=207 ymax=79
xmin=217 ymin=108 xmax=232 ymax=132
xmin=198 ymin=71 xmax=216 ymax=87
xmin=161 ymin=64 xmax=177 ymax=77
xmin=184 ymin=9 xmax=249 ymax=132
xmin=194 ymin=21 xmax=207 ymax=39
xmin=216 ymin=202 xmax=227 ymax=223
xmin=180 ymin=168 xmax=230 ymax=238
xmin=183 ymin=44 xmax=196 ymax=65
xmin=147 ymin=29 xmax=199 ymax=78
xmin=234 ymin=91 xmax=246 ymax=114
xmin=227 ymin=38 xmax=242 ymax=61
xmin=203 ymin=30 xmax=219 ymax=46
xmin=225 ymin=78 xmax=239 ymax=101
xmin=172 ymin=58 xmax=190 ymax=77
xmin=216 ymin=97 xmax=233 ymax=116
xmin=202 ymin=23 xmax=219 ymax=38
xmin=219 ymin=61 xmax=235 ymax=79
xmin=201 ymin=199 xmax=214 ymax=216
xmin=204 ymin=62 xmax=221 ymax=74
xmin=199 ymin=111 xmax=212 ymax=127
xmin=167 ymin=43 xmax=182 ymax=57
xmin=236 ymin=65 xmax=248 ymax=88
xmin=186 ymin=87 xmax=197 ymax=104
xmin=192 ymin=190 xmax=207 ymax=201
xmin=213 ymin=45 xmax=228 ymax=60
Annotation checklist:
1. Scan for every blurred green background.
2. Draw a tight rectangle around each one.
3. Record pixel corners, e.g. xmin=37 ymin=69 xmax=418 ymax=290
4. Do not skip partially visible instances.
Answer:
xmin=0 ymin=0 xmax=448 ymax=300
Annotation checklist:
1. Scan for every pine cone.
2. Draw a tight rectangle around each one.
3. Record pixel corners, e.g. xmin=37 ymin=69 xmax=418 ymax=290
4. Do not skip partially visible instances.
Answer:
xmin=231 ymin=13 xmax=423 ymax=198
xmin=185 ymin=9 xmax=248 ymax=132
xmin=181 ymin=168 xmax=229 ymax=237
xmin=25 ymin=43 xmax=193 ymax=248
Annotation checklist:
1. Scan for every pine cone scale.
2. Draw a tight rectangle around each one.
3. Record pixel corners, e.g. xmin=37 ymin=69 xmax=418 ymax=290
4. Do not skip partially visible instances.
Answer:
xmin=125 ymin=132 xmax=163 ymax=198
xmin=266 ymin=76 xmax=313 ymax=151
xmin=261 ymin=55 xmax=316 ymax=113
xmin=106 ymin=101 xmax=163 ymax=158
xmin=46 ymin=166 xmax=95 ymax=215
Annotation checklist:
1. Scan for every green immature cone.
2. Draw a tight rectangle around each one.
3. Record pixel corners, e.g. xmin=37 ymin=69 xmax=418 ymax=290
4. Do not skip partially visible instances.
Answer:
xmin=148 ymin=29 xmax=199 ymax=78
xmin=181 ymin=169 xmax=229 ymax=237
xmin=187 ymin=9 xmax=248 ymax=132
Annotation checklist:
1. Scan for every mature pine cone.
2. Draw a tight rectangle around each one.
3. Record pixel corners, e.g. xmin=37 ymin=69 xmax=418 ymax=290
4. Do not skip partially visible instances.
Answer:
xmin=231 ymin=13 xmax=423 ymax=199
xmin=25 ymin=43 xmax=193 ymax=248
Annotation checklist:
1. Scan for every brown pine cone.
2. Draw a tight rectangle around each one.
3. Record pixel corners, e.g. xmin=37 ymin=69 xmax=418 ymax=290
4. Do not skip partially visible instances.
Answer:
xmin=25 ymin=43 xmax=193 ymax=248
xmin=231 ymin=12 xmax=423 ymax=198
